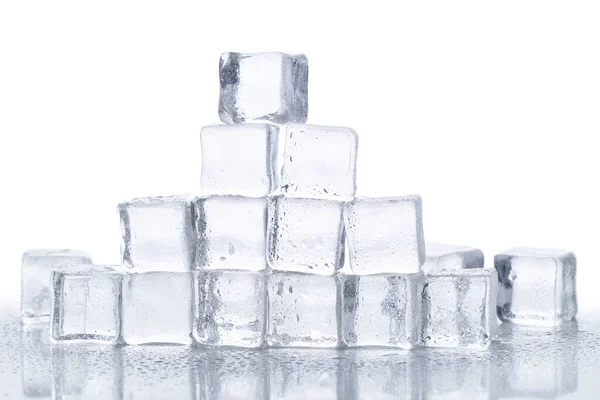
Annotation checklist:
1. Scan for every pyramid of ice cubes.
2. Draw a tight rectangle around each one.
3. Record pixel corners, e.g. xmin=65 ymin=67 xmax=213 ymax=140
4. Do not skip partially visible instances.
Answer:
xmin=21 ymin=52 xmax=577 ymax=349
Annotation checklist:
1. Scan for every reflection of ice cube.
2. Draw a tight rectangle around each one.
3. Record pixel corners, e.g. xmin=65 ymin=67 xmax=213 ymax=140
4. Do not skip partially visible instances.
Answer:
xmin=21 ymin=249 xmax=92 ymax=323
xmin=343 ymin=196 xmax=424 ymax=275
xmin=340 ymin=273 xmax=424 ymax=348
xmin=22 ymin=325 xmax=52 ymax=398
xmin=495 ymin=247 xmax=577 ymax=326
xmin=200 ymin=124 xmax=279 ymax=197
xmin=420 ymin=269 xmax=498 ymax=348
xmin=218 ymin=52 xmax=308 ymax=124
xmin=423 ymin=243 xmax=484 ymax=273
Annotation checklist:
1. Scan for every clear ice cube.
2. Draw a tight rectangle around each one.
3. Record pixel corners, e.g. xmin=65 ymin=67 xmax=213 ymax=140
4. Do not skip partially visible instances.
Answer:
xmin=194 ymin=270 xmax=266 ymax=348
xmin=267 ymin=272 xmax=340 ymax=348
xmin=196 ymin=196 xmax=267 ymax=271
xmin=267 ymin=196 xmax=345 ymax=275
xmin=121 ymin=272 xmax=194 ymax=345
xmin=420 ymin=269 xmax=498 ymax=349
xmin=495 ymin=247 xmax=577 ymax=326
xmin=422 ymin=243 xmax=484 ymax=273
xmin=280 ymin=124 xmax=358 ymax=200
xmin=218 ymin=52 xmax=308 ymax=124
xmin=343 ymin=196 xmax=425 ymax=275
xmin=340 ymin=272 xmax=424 ymax=348
xmin=201 ymin=124 xmax=279 ymax=197
xmin=21 ymin=249 xmax=92 ymax=323
xmin=51 ymin=268 xmax=122 ymax=344
xmin=119 ymin=196 xmax=196 ymax=272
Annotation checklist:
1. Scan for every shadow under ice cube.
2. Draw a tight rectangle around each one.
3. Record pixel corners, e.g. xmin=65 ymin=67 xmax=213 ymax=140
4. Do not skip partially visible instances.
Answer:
xmin=218 ymin=52 xmax=308 ymax=124
xmin=119 ymin=196 xmax=196 ymax=272
xmin=420 ymin=269 xmax=498 ymax=349
xmin=194 ymin=270 xmax=266 ymax=348
xmin=267 ymin=272 xmax=340 ymax=348
xmin=200 ymin=124 xmax=279 ymax=197
xmin=495 ymin=247 xmax=577 ymax=326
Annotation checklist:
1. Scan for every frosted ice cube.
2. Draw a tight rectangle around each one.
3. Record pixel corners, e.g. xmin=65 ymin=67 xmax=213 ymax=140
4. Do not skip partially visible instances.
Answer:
xmin=194 ymin=270 xmax=266 ymax=348
xmin=196 ymin=196 xmax=267 ymax=271
xmin=21 ymin=249 xmax=92 ymax=323
xmin=280 ymin=124 xmax=358 ymax=200
xmin=121 ymin=272 xmax=194 ymax=345
xmin=51 ymin=268 xmax=122 ymax=344
xmin=343 ymin=196 xmax=425 ymax=275
xmin=340 ymin=272 xmax=424 ymax=348
xmin=267 ymin=272 xmax=340 ymax=348
xmin=201 ymin=124 xmax=279 ymax=196
xmin=495 ymin=247 xmax=577 ymax=326
xmin=219 ymin=52 xmax=308 ymax=124
xmin=267 ymin=196 xmax=345 ymax=275
xmin=21 ymin=324 xmax=52 ymax=398
xmin=119 ymin=196 xmax=196 ymax=272
xmin=420 ymin=269 xmax=498 ymax=349
xmin=422 ymin=243 xmax=484 ymax=273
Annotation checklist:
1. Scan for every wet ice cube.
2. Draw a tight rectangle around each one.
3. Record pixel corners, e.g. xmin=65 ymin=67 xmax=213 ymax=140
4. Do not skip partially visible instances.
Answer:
xmin=420 ymin=269 xmax=498 ymax=349
xmin=495 ymin=247 xmax=577 ymax=326
xmin=121 ymin=272 xmax=194 ymax=345
xmin=340 ymin=272 xmax=424 ymax=348
xmin=219 ymin=52 xmax=308 ymax=124
xmin=51 ymin=268 xmax=122 ymax=344
xmin=201 ymin=124 xmax=279 ymax=196
xmin=21 ymin=249 xmax=92 ymax=323
xmin=281 ymin=124 xmax=358 ymax=200
xmin=343 ymin=196 xmax=425 ymax=274
xmin=194 ymin=270 xmax=266 ymax=348
xmin=196 ymin=196 xmax=267 ymax=271
xmin=267 ymin=196 xmax=345 ymax=275
xmin=119 ymin=196 xmax=196 ymax=272
xmin=267 ymin=272 xmax=340 ymax=348
xmin=422 ymin=243 xmax=484 ymax=273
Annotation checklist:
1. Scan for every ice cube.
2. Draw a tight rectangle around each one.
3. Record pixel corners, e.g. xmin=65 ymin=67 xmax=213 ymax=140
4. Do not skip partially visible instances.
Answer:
xmin=267 ymin=271 xmax=340 ymax=348
xmin=121 ymin=272 xmax=194 ymax=345
xmin=219 ymin=52 xmax=308 ymax=124
xmin=340 ymin=272 xmax=424 ymax=348
xmin=21 ymin=249 xmax=92 ymax=323
xmin=280 ymin=124 xmax=358 ymax=200
xmin=194 ymin=270 xmax=266 ymax=348
xmin=267 ymin=196 xmax=345 ymax=275
xmin=196 ymin=196 xmax=267 ymax=271
xmin=420 ymin=269 xmax=498 ymax=348
xmin=119 ymin=196 xmax=196 ymax=272
xmin=422 ymin=243 xmax=484 ymax=273
xmin=343 ymin=196 xmax=425 ymax=275
xmin=51 ymin=268 xmax=122 ymax=344
xmin=21 ymin=324 xmax=52 ymax=398
xmin=201 ymin=124 xmax=279 ymax=197
xmin=495 ymin=247 xmax=577 ymax=326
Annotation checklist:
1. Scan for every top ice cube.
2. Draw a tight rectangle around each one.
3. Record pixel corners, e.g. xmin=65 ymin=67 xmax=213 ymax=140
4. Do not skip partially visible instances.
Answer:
xmin=218 ymin=52 xmax=308 ymax=124
xmin=422 ymin=243 xmax=484 ymax=273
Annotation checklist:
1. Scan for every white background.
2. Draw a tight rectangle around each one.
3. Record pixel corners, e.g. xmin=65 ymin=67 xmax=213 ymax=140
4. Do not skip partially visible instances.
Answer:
xmin=1 ymin=2 xmax=598 ymax=313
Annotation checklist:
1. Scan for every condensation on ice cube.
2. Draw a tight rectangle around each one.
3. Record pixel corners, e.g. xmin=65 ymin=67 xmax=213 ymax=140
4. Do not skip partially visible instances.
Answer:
xmin=267 ymin=195 xmax=345 ymax=275
xmin=201 ymin=124 xmax=279 ymax=197
xmin=194 ymin=270 xmax=266 ymax=348
xmin=340 ymin=272 xmax=424 ymax=348
xmin=343 ymin=196 xmax=425 ymax=275
xmin=21 ymin=249 xmax=92 ymax=323
xmin=422 ymin=243 xmax=484 ymax=273
xmin=267 ymin=272 xmax=340 ymax=348
xmin=51 ymin=267 xmax=122 ymax=344
xmin=280 ymin=124 xmax=358 ymax=200
xmin=495 ymin=247 xmax=577 ymax=326
xmin=219 ymin=52 xmax=308 ymax=124
xmin=196 ymin=196 xmax=267 ymax=271
xmin=121 ymin=272 xmax=194 ymax=345
xmin=119 ymin=196 xmax=196 ymax=272
xmin=420 ymin=269 xmax=498 ymax=349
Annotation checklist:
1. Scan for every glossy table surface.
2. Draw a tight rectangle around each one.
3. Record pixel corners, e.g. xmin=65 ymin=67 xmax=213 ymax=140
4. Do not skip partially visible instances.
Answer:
xmin=1 ymin=307 xmax=599 ymax=399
